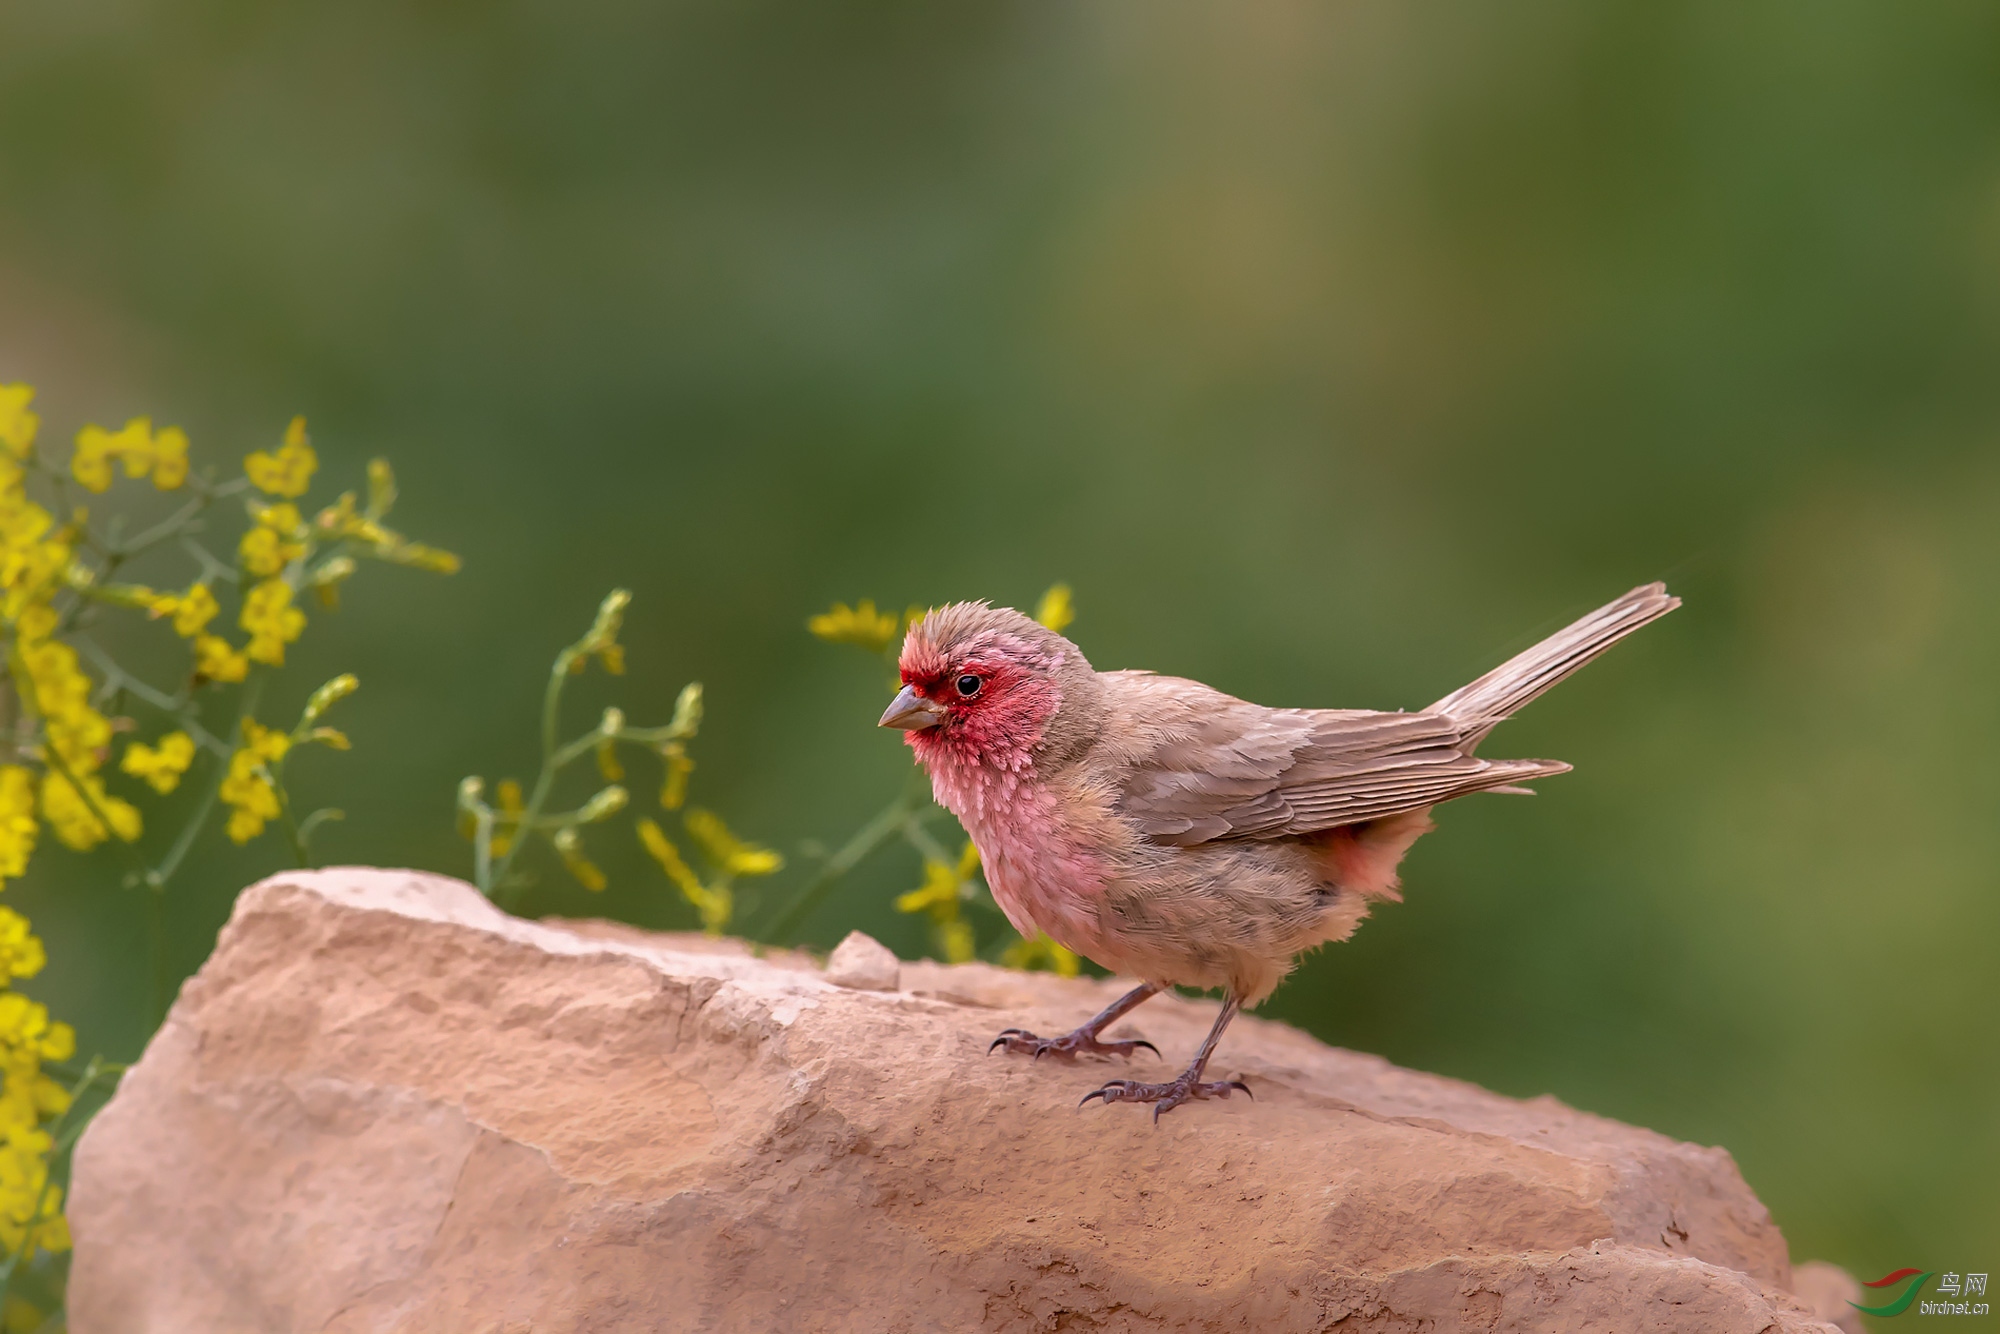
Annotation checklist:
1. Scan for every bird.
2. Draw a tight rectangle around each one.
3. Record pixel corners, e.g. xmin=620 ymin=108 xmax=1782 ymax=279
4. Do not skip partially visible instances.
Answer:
xmin=877 ymin=582 xmax=1679 ymax=1119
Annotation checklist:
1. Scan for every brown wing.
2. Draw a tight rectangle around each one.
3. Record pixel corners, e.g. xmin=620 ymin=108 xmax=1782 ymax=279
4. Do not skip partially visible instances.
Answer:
xmin=1104 ymin=672 xmax=1566 ymax=847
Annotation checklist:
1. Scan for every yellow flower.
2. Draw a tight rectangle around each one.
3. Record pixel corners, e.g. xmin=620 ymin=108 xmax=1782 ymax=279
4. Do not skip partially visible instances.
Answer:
xmin=896 ymin=841 xmax=982 ymax=963
xmin=657 ymin=741 xmax=693 ymax=810
xmin=569 ymin=589 xmax=628 ymax=675
xmin=0 ymin=385 xmax=38 ymax=458
xmin=121 ymin=731 xmax=197 ymax=794
xmin=10 ymin=605 xmax=57 ymax=648
xmin=146 ymin=582 xmax=220 ymax=637
xmin=70 ymin=418 xmax=186 ymax=492
xmin=0 ymin=994 xmax=74 ymax=1065
xmin=15 ymin=627 xmax=139 ymax=851
xmin=637 ymin=818 xmax=731 ymax=934
xmin=895 ymin=858 xmax=960 ymax=917
xmin=488 ymin=778 xmax=523 ymax=857
xmin=637 ymin=818 xmax=701 ymax=895
xmin=0 ymin=908 xmax=47 ymax=981
xmin=392 ymin=544 xmax=461 ymax=574
xmin=807 ymin=599 xmax=900 ymax=653
xmin=938 ymin=919 xmax=976 ymax=965
xmin=0 ymin=909 xmax=72 ymax=1260
xmin=38 ymin=770 xmax=140 ymax=852
xmin=239 ymin=502 xmax=307 ymax=578
xmin=70 ymin=422 xmax=131 ymax=493
xmin=219 ymin=719 xmax=290 ymax=844
xmin=241 ymin=577 xmax=306 ymax=665
xmin=150 ymin=425 xmax=189 ymax=489
xmin=683 ymin=807 xmax=783 ymax=877
xmin=308 ymin=555 xmax=355 ymax=608
xmin=19 ymin=638 xmax=111 ymax=756
xmin=1034 ymin=583 xmax=1075 ymax=635
xmin=311 ymin=492 xmax=461 ymax=574
xmin=244 ymin=415 xmax=318 ymax=497
xmin=551 ymin=826 xmax=606 ymax=892
xmin=367 ymin=457 xmax=396 ymax=513
xmin=0 ymin=768 xmax=36 ymax=882
xmin=193 ymin=633 xmax=250 ymax=684
xmin=595 ymin=737 xmax=624 ymax=783
xmin=1000 ymin=932 xmax=1082 ymax=977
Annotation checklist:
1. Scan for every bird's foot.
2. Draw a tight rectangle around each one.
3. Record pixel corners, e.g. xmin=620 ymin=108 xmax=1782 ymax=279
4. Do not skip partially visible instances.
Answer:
xmin=1079 ymin=1074 xmax=1251 ymax=1122
xmin=988 ymin=1026 xmax=1160 ymax=1061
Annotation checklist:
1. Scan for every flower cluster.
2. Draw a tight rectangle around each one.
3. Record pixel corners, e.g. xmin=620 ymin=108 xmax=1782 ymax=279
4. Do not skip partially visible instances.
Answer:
xmin=0 ymin=906 xmax=73 ymax=1258
xmin=219 ymin=676 xmax=357 ymax=846
xmin=459 ymin=591 xmax=779 ymax=933
xmin=0 ymin=382 xmax=458 ymax=1285
xmin=120 ymin=731 xmax=195 ymax=795
xmin=637 ymin=808 xmax=783 ymax=935
xmin=895 ymin=841 xmax=982 ymax=963
xmin=103 ymin=416 xmax=457 ymax=694
xmin=71 ymin=418 xmax=188 ymax=494
xmin=219 ymin=719 xmax=292 ymax=845
xmin=806 ymin=599 xmax=909 ymax=654
xmin=0 ymin=387 xmax=459 ymax=875
xmin=1001 ymin=931 xmax=1081 ymax=977
xmin=1 ymin=388 xmax=140 ymax=861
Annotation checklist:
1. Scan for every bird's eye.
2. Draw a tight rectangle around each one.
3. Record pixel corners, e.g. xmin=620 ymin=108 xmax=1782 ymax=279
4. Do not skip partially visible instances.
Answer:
xmin=955 ymin=674 xmax=982 ymax=698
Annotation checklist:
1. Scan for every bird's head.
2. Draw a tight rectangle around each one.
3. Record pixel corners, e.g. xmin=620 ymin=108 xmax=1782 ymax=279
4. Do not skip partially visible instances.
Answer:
xmin=878 ymin=602 xmax=1092 ymax=769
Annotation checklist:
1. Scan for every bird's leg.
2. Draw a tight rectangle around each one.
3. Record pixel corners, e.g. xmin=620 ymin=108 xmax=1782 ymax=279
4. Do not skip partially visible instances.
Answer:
xmin=989 ymin=981 xmax=1163 ymax=1061
xmin=1081 ymin=991 xmax=1251 ymax=1121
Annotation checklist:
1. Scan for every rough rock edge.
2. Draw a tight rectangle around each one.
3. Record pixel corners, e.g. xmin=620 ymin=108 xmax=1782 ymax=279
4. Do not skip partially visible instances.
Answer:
xmin=70 ymin=868 xmax=1848 ymax=1334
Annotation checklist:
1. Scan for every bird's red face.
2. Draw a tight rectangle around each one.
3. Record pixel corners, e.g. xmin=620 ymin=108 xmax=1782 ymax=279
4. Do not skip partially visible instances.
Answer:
xmin=879 ymin=624 xmax=1064 ymax=768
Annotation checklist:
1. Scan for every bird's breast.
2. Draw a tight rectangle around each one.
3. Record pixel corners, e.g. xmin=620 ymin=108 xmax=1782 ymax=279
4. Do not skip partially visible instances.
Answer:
xmin=923 ymin=755 xmax=1112 ymax=958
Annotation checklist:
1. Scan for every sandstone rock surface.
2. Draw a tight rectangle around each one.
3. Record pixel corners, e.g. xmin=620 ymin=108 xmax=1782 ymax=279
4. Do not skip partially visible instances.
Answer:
xmin=824 ymin=928 xmax=900 ymax=991
xmin=71 ymin=868 xmax=1843 ymax=1333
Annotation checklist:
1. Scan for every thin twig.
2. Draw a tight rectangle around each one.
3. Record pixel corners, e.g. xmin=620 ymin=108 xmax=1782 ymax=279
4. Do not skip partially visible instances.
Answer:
xmin=149 ymin=672 xmax=264 ymax=890
xmin=761 ymin=779 xmax=927 ymax=944
xmin=71 ymin=636 xmax=194 ymax=718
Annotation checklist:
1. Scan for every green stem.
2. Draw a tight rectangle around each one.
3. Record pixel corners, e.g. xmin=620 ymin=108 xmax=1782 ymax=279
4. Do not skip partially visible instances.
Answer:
xmin=72 ymin=635 xmax=203 ymax=723
xmin=148 ymin=886 xmax=169 ymax=1027
xmin=108 ymin=487 xmax=222 ymax=559
xmin=471 ymin=803 xmax=495 ymax=894
xmin=762 ymin=781 xmax=924 ymax=945
xmin=901 ymin=813 xmax=955 ymax=867
xmin=269 ymin=713 xmax=314 ymax=870
xmin=488 ymin=651 xmax=576 ymax=907
xmin=180 ymin=535 xmax=238 ymax=586
xmin=273 ymin=758 xmax=310 ymax=869
xmin=150 ymin=672 xmax=264 ymax=890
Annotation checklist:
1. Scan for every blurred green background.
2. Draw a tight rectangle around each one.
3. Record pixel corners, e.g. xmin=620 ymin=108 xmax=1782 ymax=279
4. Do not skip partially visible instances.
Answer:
xmin=3 ymin=0 xmax=1996 ymax=1291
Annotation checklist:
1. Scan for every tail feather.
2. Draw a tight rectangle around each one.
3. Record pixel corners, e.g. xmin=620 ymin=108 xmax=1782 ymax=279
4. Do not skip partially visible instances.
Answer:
xmin=1429 ymin=582 xmax=1679 ymax=748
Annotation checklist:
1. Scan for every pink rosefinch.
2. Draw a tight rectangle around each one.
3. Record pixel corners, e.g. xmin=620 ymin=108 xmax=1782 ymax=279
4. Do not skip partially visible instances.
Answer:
xmin=879 ymin=583 xmax=1679 ymax=1118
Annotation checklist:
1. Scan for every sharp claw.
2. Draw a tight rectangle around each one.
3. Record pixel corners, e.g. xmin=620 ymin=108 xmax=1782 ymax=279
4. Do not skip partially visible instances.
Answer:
xmin=988 ymin=1037 xmax=1008 ymax=1055
xmin=1152 ymin=1102 xmax=1166 ymax=1124
xmin=1133 ymin=1039 xmax=1160 ymax=1059
xmin=1229 ymin=1079 xmax=1252 ymax=1099
xmin=1078 ymin=1087 xmax=1110 ymax=1108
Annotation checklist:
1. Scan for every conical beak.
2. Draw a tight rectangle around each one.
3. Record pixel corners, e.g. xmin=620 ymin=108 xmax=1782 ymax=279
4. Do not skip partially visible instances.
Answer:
xmin=879 ymin=684 xmax=949 ymax=730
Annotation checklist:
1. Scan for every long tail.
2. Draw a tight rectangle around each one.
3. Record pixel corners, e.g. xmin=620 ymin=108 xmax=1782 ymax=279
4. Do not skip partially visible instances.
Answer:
xmin=1428 ymin=582 xmax=1679 ymax=749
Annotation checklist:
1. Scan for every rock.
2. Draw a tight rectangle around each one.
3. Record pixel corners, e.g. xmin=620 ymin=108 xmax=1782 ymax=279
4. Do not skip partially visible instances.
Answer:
xmin=1792 ymin=1261 xmax=1867 ymax=1334
xmin=824 ymin=928 xmax=900 ymax=990
xmin=69 ymin=868 xmax=1844 ymax=1333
